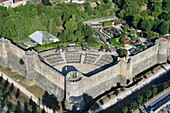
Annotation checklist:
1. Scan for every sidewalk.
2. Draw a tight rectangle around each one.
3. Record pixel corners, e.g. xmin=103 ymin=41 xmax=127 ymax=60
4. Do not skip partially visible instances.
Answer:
xmin=92 ymin=64 xmax=170 ymax=113
xmin=0 ymin=72 xmax=54 ymax=113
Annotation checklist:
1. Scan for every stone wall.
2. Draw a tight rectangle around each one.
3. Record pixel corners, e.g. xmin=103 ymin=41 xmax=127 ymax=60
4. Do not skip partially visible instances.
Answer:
xmin=34 ymin=57 xmax=64 ymax=90
xmin=0 ymin=39 xmax=9 ymax=67
xmin=8 ymin=42 xmax=26 ymax=76
xmin=130 ymin=44 xmax=158 ymax=77
xmin=0 ymin=38 xmax=170 ymax=107
xmin=168 ymin=41 xmax=170 ymax=56
xmin=157 ymin=39 xmax=169 ymax=64
xmin=0 ymin=38 xmax=65 ymax=101
xmin=83 ymin=63 xmax=121 ymax=97
xmin=35 ymin=72 xmax=64 ymax=100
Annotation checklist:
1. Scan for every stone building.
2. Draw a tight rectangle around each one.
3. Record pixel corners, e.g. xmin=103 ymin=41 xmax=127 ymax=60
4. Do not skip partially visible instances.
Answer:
xmin=0 ymin=37 xmax=170 ymax=111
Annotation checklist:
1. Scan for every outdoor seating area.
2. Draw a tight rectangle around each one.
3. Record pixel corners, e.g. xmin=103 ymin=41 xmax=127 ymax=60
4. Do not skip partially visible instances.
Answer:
xmin=43 ymin=53 xmax=65 ymax=66
xmin=65 ymin=53 xmax=81 ymax=63
xmin=38 ymin=47 xmax=118 ymax=74
xmin=95 ymin=54 xmax=115 ymax=67
xmin=83 ymin=53 xmax=100 ymax=65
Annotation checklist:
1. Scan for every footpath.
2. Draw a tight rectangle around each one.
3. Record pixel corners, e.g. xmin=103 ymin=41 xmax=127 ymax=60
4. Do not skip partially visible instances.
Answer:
xmin=92 ymin=64 xmax=170 ymax=113
xmin=0 ymin=72 xmax=54 ymax=113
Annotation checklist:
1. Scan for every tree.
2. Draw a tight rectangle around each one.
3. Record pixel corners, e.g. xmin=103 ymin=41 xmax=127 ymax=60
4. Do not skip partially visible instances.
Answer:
xmin=163 ymin=82 xmax=169 ymax=90
xmin=117 ymin=49 xmax=127 ymax=58
xmin=159 ymin=22 xmax=169 ymax=35
xmin=129 ymin=101 xmax=138 ymax=111
xmin=131 ymin=35 xmax=137 ymax=42
xmin=75 ymin=30 xmax=84 ymax=42
xmin=56 ymin=17 xmax=62 ymax=26
xmin=152 ymin=87 xmax=158 ymax=96
xmin=137 ymin=96 xmax=143 ymax=105
xmin=146 ymin=90 xmax=152 ymax=101
xmin=48 ymin=18 xmax=57 ymax=35
xmin=122 ymin=106 xmax=128 ymax=113
xmin=64 ymin=15 xmax=77 ymax=34
xmin=141 ymin=19 xmax=153 ymax=32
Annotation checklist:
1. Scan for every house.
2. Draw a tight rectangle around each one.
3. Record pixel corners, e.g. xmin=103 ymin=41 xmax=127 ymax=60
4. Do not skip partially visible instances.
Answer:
xmin=29 ymin=31 xmax=59 ymax=45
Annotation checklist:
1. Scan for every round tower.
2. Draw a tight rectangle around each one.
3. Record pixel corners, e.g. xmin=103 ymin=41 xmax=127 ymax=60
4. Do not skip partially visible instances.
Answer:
xmin=65 ymin=71 xmax=85 ymax=111
xmin=25 ymin=50 xmax=35 ymax=85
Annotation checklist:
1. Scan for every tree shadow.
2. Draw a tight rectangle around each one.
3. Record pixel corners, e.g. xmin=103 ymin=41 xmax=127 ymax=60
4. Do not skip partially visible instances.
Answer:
xmin=42 ymin=91 xmax=60 ymax=112
xmin=64 ymin=93 xmax=100 ymax=113
xmin=161 ymin=65 xmax=168 ymax=72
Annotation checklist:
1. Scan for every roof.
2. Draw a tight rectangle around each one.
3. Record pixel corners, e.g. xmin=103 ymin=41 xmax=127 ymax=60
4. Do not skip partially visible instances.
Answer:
xmin=29 ymin=31 xmax=59 ymax=45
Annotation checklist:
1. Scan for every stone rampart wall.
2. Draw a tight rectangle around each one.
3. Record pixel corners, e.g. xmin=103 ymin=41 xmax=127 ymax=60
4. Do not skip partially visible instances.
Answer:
xmin=35 ymin=72 xmax=64 ymax=100
xmin=0 ymin=38 xmax=65 ymax=100
xmin=8 ymin=42 xmax=26 ymax=76
xmin=0 ymin=38 xmax=170 ymax=104
xmin=83 ymin=63 xmax=121 ymax=97
xmin=130 ymin=44 xmax=159 ymax=76
xmin=34 ymin=57 xmax=64 ymax=90
xmin=168 ymin=41 xmax=170 ymax=56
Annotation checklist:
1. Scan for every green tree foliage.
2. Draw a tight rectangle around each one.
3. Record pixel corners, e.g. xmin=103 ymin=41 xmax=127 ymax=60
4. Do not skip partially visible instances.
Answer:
xmin=159 ymin=12 xmax=170 ymax=20
xmin=122 ymin=106 xmax=128 ymax=113
xmin=137 ymin=96 xmax=143 ymax=105
xmin=129 ymin=101 xmax=138 ymax=111
xmin=141 ymin=19 xmax=153 ymax=32
xmin=146 ymin=90 xmax=152 ymax=101
xmin=117 ymin=49 xmax=127 ymax=58
xmin=65 ymin=15 xmax=77 ymax=34
xmin=19 ymin=58 xmax=25 ymax=65
xmin=163 ymin=82 xmax=169 ymax=90
xmin=152 ymin=87 xmax=158 ymax=96
xmin=159 ymin=22 xmax=169 ymax=35
xmin=115 ymin=0 xmax=169 ymax=35
xmin=0 ymin=3 xmax=98 ymax=44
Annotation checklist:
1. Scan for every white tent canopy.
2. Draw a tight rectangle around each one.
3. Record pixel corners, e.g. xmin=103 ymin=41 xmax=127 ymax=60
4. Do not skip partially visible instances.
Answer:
xmin=29 ymin=31 xmax=59 ymax=45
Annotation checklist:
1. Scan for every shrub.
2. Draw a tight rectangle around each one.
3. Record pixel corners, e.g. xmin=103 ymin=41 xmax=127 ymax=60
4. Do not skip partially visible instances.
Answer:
xmin=19 ymin=59 xmax=24 ymax=65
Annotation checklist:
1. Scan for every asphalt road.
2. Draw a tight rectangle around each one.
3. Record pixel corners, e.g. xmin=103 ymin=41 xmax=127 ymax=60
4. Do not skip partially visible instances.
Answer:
xmin=138 ymin=89 xmax=170 ymax=113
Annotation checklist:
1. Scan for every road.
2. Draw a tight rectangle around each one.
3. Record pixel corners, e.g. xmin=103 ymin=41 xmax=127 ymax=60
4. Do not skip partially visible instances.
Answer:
xmin=92 ymin=64 xmax=170 ymax=113
xmin=0 ymin=72 xmax=54 ymax=113
xmin=137 ymin=89 xmax=170 ymax=113
xmin=84 ymin=16 xmax=118 ymax=24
